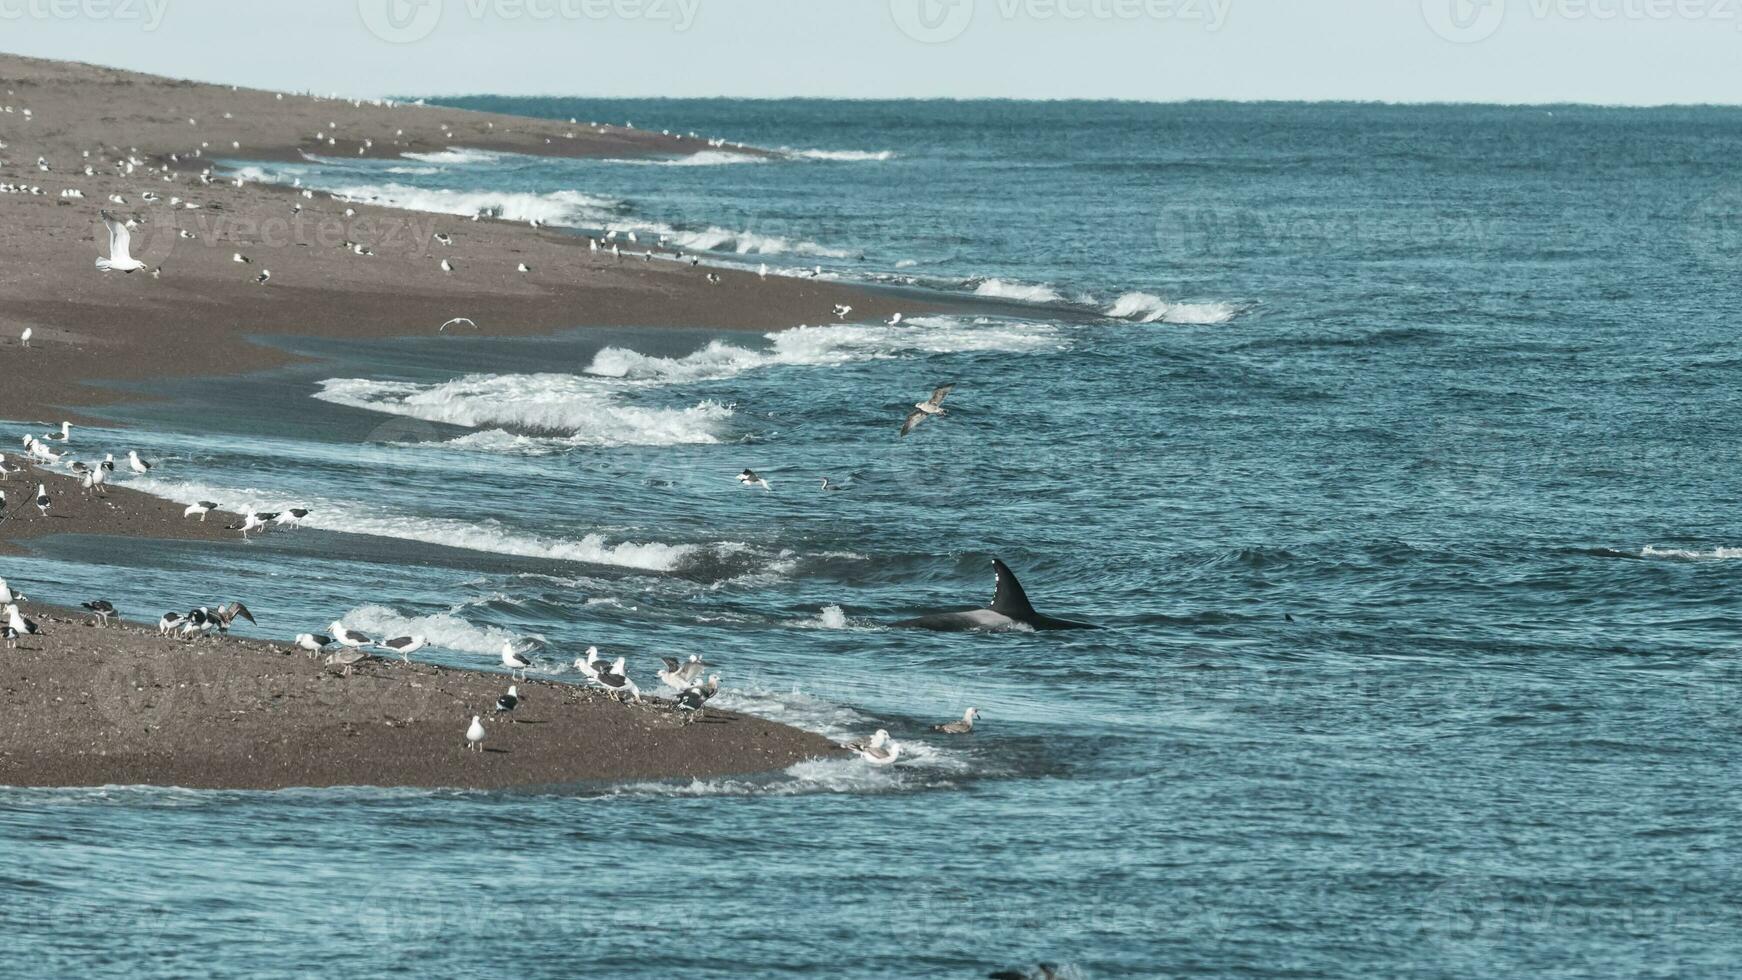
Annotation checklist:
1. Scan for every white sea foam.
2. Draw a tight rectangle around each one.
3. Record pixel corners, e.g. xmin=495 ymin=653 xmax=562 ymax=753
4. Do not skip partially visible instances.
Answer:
xmin=321 ymin=181 xmax=620 ymax=227
xmin=339 ymin=604 xmax=522 ymax=656
xmin=1105 ymin=290 xmax=1240 ymax=325
xmin=783 ymin=148 xmax=898 ymax=162
xmin=973 ymin=278 xmax=1064 ymax=304
xmin=605 ymin=150 xmax=766 ymax=167
xmin=605 ymin=219 xmax=854 ymax=259
xmin=1642 ymin=545 xmax=1742 ymax=560
xmin=122 ymin=476 xmax=701 ymax=573
xmin=399 ymin=147 xmax=506 ymax=165
xmin=586 ymin=317 xmax=1065 ymax=384
xmin=313 ymin=375 xmax=733 ymax=447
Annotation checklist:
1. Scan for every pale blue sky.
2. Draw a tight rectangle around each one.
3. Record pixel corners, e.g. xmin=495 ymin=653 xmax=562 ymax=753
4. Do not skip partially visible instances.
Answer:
xmin=6 ymin=0 xmax=1740 ymax=103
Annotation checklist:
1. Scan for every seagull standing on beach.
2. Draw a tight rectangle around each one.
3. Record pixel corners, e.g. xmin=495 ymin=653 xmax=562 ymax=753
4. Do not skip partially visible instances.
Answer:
xmin=900 ymin=384 xmax=956 ymax=437
xmin=657 ymin=656 xmax=708 ymax=692
xmin=596 ymin=656 xmax=641 ymax=703
xmin=95 ymin=210 xmax=147 ymax=273
xmin=380 ymin=635 xmax=426 ymax=662
xmin=33 ymin=483 xmax=49 ymax=517
xmin=228 ymin=510 xmax=270 ymax=539
xmin=846 ymin=729 xmax=901 ymax=766
xmin=275 ymin=508 xmax=311 ymax=529
xmin=0 ymin=580 xmax=25 ymax=606
xmin=19 ymin=328 xmax=31 ymax=349
xmin=158 ymin=611 xmax=185 ymax=636
xmin=494 ymin=685 xmax=521 ymax=719
xmin=737 ymin=469 xmax=771 ymax=491
xmin=295 ymin=633 xmax=333 ymax=658
xmin=184 ymin=500 xmax=219 ymax=521
xmin=5 ymin=604 xmax=44 ymax=642
xmin=212 ymin=602 xmax=256 ymax=635
xmin=440 ymin=258 xmax=455 ymax=274
xmin=466 ymin=716 xmax=486 ymax=752
xmin=330 ymin=622 xmax=373 ymax=650
xmin=502 ymin=639 xmax=535 ymax=680
xmin=81 ymin=600 xmax=118 ymax=627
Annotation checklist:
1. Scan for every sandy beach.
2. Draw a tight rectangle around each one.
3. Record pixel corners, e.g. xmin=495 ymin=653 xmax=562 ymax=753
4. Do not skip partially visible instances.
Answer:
xmin=0 ymin=604 xmax=843 ymax=790
xmin=0 ymin=52 xmax=905 ymax=787
xmin=0 ymin=52 xmax=941 ymax=430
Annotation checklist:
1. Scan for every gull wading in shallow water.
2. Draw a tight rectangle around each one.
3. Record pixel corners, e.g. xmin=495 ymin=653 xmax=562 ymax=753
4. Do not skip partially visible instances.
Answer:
xmin=126 ymin=450 xmax=151 ymax=475
xmin=933 ymin=707 xmax=981 ymax=734
xmin=846 ymin=729 xmax=900 ymax=766
xmin=900 ymin=383 xmax=955 ymax=437
xmin=95 ymin=210 xmax=146 ymax=273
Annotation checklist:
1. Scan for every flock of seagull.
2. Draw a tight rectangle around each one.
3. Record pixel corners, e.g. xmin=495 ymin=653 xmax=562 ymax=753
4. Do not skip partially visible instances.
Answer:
xmin=34 ymin=119 xmax=984 ymax=769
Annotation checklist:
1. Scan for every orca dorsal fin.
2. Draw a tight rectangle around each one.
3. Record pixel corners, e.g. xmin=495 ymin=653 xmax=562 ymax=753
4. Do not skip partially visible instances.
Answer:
xmin=989 ymin=559 xmax=1037 ymax=620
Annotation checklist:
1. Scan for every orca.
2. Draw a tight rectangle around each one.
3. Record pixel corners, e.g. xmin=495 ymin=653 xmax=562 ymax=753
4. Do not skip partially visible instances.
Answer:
xmin=894 ymin=559 xmax=1100 ymax=632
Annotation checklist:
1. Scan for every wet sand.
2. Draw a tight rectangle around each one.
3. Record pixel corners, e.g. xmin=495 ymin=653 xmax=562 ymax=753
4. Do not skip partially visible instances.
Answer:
xmin=0 ymin=605 xmax=845 ymax=790
xmin=0 ymin=53 xmax=895 ymax=788
xmin=0 ymin=52 xmax=953 ymax=429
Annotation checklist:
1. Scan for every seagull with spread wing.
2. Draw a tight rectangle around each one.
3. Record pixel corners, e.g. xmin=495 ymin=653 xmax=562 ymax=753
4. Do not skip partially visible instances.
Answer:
xmin=95 ymin=210 xmax=147 ymax=273
xmin=900 ymin=383 xmax=956 ymax=437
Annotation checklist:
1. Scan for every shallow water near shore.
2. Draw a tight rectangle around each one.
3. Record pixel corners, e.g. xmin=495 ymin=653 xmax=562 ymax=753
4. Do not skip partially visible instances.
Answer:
xmin=5 ymin=101 xmax=1742 ymax=978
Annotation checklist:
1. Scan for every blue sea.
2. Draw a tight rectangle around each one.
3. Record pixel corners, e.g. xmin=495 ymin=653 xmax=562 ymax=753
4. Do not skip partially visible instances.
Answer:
xmin=5 ymin=101 xmax=1742 ymax=978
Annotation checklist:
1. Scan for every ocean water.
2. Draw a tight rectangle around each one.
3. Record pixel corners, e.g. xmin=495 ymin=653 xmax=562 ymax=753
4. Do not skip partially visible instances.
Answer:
xmin=5 ymin=101 xmax=1742 ymax=978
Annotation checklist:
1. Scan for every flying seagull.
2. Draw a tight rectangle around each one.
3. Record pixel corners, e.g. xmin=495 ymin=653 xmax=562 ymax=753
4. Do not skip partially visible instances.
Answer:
xmin=900 ymin=384 xmax=956 ymax=437
xmin=439 ymin=317 xmax=476 ymax=332
xmin=737 ymin=469 xmax=771 ymax=491
xmin=95 ymin=210 xmax=146 ymax=273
